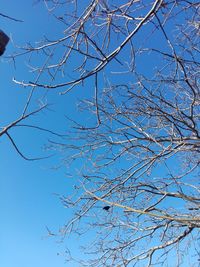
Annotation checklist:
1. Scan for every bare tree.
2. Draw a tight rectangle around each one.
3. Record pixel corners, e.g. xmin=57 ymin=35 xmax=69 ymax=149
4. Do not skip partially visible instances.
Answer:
xmin=0 ymin=13 xmax=61 ymax=160
xmin=13 ymin=0 xmax=200 ymax=266
xmin=0 ymin=14 xmax=44 ymax=160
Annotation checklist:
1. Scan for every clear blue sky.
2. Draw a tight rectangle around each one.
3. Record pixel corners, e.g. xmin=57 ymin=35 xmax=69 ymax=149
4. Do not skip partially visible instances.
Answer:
xmin=0 ymin=2 xmax=83 ymax=267
xmin=0 ymin=1 xmax=198 ymax=267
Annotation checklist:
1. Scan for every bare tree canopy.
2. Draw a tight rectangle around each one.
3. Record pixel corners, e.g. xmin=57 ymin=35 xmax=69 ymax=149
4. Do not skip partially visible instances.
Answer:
xmin=11 ymin=0 xmax=200 ymax=266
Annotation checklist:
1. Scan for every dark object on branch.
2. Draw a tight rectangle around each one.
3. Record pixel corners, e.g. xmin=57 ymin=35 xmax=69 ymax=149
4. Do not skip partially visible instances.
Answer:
xmin=0 ymin=30 xmax=9 ymax=56
xmin=188 ymin=207 xmax=199 ymax=211
xmin=103 ymin=206 xmax=111 ymax=211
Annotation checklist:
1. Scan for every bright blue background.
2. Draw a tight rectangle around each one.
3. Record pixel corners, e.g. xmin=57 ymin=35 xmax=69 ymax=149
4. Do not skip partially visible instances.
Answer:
xmin=0 ymin=2 xmax=80 ymax=267
xmin=0 ymin=1 xmax=198 ymax=267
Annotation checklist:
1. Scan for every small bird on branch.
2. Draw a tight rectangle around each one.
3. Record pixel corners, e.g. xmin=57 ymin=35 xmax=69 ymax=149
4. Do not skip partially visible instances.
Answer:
xmin=103 ymin=206 xmax=111 ymax=211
